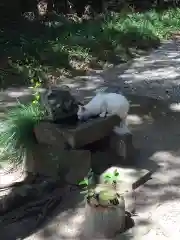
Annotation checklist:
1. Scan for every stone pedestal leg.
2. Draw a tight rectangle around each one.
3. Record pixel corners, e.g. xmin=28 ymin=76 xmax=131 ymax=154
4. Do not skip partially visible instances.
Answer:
xmin=109 ymin=130 xmax=136 ymax=165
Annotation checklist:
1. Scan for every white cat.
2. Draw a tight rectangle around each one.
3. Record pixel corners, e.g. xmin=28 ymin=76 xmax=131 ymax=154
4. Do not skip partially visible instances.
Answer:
xmin=77 ymin=92 xmax=130 ymax=134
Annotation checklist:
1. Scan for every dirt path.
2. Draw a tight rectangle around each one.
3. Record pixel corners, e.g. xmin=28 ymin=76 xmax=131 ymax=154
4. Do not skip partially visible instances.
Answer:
xmin=20 ymin=99 xmax=180 ymax=240
xmin=1 ymin=40 xmax=180 ymax=239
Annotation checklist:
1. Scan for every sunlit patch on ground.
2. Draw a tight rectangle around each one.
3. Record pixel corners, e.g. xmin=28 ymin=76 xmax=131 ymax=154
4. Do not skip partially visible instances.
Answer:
xmin=127 ymin=114 xmax=144 ymax=125
xmin=169 ymin=102 xmax=180 ymax=112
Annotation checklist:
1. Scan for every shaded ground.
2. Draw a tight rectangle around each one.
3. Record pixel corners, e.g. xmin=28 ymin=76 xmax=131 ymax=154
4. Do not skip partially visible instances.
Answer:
xmin=1 ymin=95 xmax=178 ymax=239
xmin=1 ymin=40 xmax=180 ymax=239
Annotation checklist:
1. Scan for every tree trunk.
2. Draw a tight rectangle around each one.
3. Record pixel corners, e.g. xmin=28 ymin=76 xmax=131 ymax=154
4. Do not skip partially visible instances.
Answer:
xmin=82 ymin=197 xmax=125 ymax=239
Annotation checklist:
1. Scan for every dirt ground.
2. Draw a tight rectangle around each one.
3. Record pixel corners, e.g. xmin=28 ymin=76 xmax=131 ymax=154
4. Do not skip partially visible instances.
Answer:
xmin=1 ymin=40 xmax=180 ymax=239
xmin=25 ymin=96 xmax=180 ymax=240
xmin=1 ymin=95 xmax=180 ymax=239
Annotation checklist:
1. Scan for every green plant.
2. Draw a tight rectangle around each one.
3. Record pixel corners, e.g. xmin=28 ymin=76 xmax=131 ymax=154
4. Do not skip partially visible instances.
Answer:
xmin=79 ymin=168 xmax=94 ymax=194
xmin=29 ymin=78 xmax=42 ymax=105
xmin=0 ymin=103 xmax=45 ymax=166
xmin=79 ymin=168 xmax=120 ymax=203
xmin=0 ymin=73 xmax=47 ymax=168
xmin=103 ymin=169 xmax=120 ymax=185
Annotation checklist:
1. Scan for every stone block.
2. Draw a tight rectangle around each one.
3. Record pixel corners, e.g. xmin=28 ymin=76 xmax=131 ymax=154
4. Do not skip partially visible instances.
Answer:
xmin=109 ymin=131 xmax=137 ymax=165
xmin=64 ymin=150 xmax=91 ymax=185
xmin=99 ymin=166 xmax=151 ymax=190
xmin=25 ymin=144 xmax=91 ymax=184
xmin=34 ymin=115 xmax=121 ymax=149
xmin=34 ymin=121 xmax=67 ymax=149
xmin=25 ymin=145 xmax=61 ymax=179
xmin=91 ymin=151 xmax=120 ymax=175
xmin=61 ymin=115 xmax=121 ymax=148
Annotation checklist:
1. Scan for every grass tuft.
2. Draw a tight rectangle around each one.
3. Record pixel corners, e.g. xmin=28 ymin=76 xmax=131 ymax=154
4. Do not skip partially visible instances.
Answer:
xmin=0 ymin=103 xmax=45 ymax=166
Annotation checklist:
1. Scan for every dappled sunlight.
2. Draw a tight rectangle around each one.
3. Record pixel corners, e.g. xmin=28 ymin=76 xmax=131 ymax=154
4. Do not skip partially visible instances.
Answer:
xmin=77 ymin=75 xmax=105 ymax=83
xmin=152 ymin=200 xmax=180 ymax=238
xmin=76 ymin=81 xmax=102 ymax=91
xmin=134 ymin=149 xmax=180 ymax=217
xmin=60 ymin=75 xmax=104 ymax=90
xmin=6 ymin=88 xmax=32 ymax=98
xmin=0 ymin=166 xmax=24 ymax=186
xmin=0 ymin=87 xmax=45 ymax=111
xmin=127 ymin=114 xmax=144 ymax=125
xmin=34 ymin=199 xmax=86 ymax=239
xmin=120 ymin=60 xmax=180 ymax=83
xmin=84 ymin=40 xmax=180 ymax=102
xmin=127 ymin=67 xmax=179 ymax=82
xmin=58 ymin=74 xmax=106 ymax=102
xmin=2 ymin=6 xmax=180 ymax=240
xmin=57 ymin=208 xmax=85 ymax=238
xmin=150 ymin=151 xmax=174 ymax=162
xmin=149 ymin=150 xmax=180 ymax=182
xmin=0 ymin=101 xmax=18 ymax=109
xmin=124 ymin=99 xmax=180 ymax=216
xmin=169 ymin=102 xmax=180 ymax=112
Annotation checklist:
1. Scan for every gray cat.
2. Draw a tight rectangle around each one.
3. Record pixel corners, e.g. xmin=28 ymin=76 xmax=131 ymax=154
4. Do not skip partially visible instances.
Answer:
xmin=41 ymin=86 xmax=80 ymax=124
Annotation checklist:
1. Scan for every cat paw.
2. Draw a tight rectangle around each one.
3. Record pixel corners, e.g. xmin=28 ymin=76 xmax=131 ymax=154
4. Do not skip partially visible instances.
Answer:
xmin=99 ymin=112 xmax=106 ymax=118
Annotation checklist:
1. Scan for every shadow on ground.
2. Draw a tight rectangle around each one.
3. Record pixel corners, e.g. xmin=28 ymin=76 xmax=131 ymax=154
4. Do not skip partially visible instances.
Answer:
xmin=102 ymin=39 xmax=180 ymax=101
xmin=34 ymin=93 xmax=180 ymax=239
xmin=1 ymin=91 xmax=180 ymax=239
xmin=2 ymin=40 xmax=180 ymax=239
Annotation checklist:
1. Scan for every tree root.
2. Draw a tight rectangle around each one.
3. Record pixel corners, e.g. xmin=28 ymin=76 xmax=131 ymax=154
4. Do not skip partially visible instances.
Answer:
xmin=0 ymin=185 xmax=65 ymax=229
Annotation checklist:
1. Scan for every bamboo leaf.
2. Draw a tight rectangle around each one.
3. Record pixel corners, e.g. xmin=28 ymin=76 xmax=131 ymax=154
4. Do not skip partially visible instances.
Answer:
xmin=114 ymin=169 xmax=119 ymax=177
xmin=79 ymin=178 xmax=88 ymax=186
xmin=104 ymin=174 xmax=111 ymax=179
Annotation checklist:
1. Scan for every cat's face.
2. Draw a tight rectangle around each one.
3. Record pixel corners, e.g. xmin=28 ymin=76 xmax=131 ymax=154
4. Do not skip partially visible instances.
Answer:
xmin=77 ymin=105 xmax=90 ymax=121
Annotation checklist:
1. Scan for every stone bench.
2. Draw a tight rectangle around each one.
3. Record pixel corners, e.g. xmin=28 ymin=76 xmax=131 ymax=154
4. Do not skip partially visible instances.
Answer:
xmin=31 ymin=115 xmax=136 ymax=184
xmin=34 ymin=115 xmax=121 ymax=148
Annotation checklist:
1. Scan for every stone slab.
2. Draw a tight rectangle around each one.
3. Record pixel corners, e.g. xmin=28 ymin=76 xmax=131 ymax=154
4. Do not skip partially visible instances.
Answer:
xmin=34 ymin=122 xmax=66 ymax=149
xmin=60 ymin=115 xmax=121 ymax=148
xmin=109 ymin=131 xmax=137 ymax=164
xmin=35 ymin=115 xmax=121 ymax=149
xmin=25 ymin=144 xmax=91 ymax=183
xmin=91 ymin=151 xmax=152 ymax=190
xmin=113 ymin=167 xmax=152 ymax=190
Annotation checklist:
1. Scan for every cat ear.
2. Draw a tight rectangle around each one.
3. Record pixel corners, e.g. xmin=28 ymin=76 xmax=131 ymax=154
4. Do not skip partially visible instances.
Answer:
xmin=81 ymin=106 xmax=86 ymax=112
xmin=78 ymin=105 xmax=86 ymax=112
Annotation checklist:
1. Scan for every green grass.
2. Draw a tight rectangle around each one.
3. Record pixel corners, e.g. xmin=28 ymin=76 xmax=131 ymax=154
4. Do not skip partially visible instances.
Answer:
xmin=0 ymin=103 xmax=45 ymax=166
xmin=1 ymin=8 xmax=180 ymax=87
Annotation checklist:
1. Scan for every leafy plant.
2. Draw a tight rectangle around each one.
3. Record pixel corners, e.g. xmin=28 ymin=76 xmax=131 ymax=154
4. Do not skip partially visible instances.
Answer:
xmin=79 ymin=168 xmax=94 ymax=195
xmin=29 ymin=78 xmax=42 ymax=105
xmin=79 ymin=168 xmax=121 ymax=203
xmin=104 ymin=169 xmax=120 ymax=185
